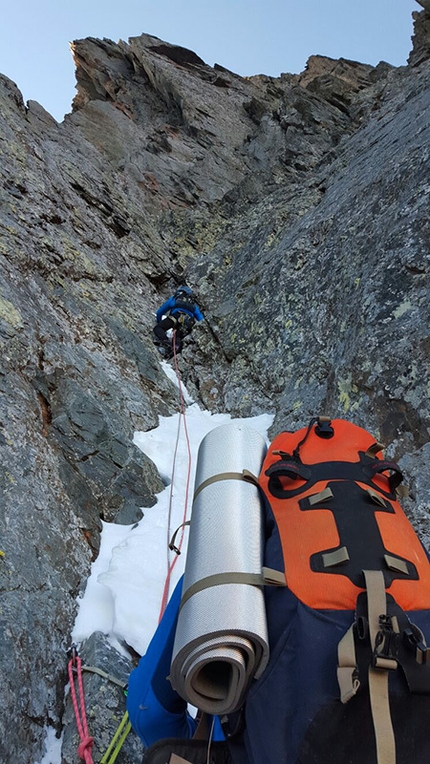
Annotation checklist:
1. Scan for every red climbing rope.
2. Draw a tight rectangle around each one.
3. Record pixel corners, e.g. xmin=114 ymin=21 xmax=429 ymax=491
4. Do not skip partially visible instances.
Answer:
xmin=158 ymin=330 xmax=193 ymax=620
xmin=68 ymin=647 xmax=95 ymax=764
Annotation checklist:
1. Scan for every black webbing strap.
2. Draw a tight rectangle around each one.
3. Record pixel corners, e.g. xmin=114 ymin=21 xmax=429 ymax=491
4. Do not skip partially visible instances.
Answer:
xmin=362 ymin=460 xmax=403 ymax=495
xmin=266 ymin=456 xmax=403 ymax=500
xmin=265 ymin=458 xmax=311 ymax=481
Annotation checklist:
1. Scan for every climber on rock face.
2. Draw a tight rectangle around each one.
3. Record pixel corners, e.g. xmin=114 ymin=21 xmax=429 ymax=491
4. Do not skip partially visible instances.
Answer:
xmin=153 ymin=285 xmax=204 ymax=358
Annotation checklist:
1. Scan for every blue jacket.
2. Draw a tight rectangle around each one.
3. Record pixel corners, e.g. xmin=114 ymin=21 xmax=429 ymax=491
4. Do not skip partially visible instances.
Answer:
xmin=126 ymin=578 xmax=224 ymax=748
xmin=156 ymin=296 xmax=204 ymax=324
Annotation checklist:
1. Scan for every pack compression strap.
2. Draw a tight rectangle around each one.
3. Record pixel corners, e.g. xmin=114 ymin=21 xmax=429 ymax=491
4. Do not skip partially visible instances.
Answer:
xmin=193 ymin=469 xmax=259 ymax=501
xmin=180 ymin=568 xmax=286 ymax=610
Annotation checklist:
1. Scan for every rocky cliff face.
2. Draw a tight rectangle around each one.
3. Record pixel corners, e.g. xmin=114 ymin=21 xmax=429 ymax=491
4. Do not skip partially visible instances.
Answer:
xmin=1 ymin=4 xmax=429 ymax=761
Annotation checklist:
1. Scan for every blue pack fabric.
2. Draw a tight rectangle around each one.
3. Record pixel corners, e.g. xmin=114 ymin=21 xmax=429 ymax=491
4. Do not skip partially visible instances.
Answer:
xmin=240 ymin=597 xmax=430 ymax=764
xmin=127 ymin=578 xmax=224 ymax=747
xmin=240 ymin=419 xmax=430 ymax=764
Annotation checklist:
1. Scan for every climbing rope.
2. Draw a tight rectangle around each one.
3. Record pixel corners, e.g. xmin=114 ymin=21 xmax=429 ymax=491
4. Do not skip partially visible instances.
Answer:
xmin=100 ymin=710 xmax=132 ymax=764
xmin=99 ymin=329 xmax=194 ymax=764
xmin=158 ymin=330 xmax=193 ymax=620
xmin=68 ymin=330 xmax=193 ymax=763
xmin=68 ymin=647 xmax=132 ymax=764
xmin=67 ymin=647 xmax=95 ymax=764
xmin=81 ymin=666 xmax=131 ymax=763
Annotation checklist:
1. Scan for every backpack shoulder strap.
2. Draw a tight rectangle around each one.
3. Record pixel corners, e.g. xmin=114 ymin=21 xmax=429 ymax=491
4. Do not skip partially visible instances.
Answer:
xmin=338 ymin=570 xmax=397 ymax=764
xmin=364 ymin=570 xmax=396 ymax=764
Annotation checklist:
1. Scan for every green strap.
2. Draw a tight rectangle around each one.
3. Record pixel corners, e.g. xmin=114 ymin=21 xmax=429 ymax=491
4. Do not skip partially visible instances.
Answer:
xmin=100 ymin=711 xmax=132 ymax=764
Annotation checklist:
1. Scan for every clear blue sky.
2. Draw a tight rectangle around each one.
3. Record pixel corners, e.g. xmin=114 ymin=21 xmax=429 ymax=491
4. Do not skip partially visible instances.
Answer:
xmin=0 ymin=0 xmax=419 ymax=123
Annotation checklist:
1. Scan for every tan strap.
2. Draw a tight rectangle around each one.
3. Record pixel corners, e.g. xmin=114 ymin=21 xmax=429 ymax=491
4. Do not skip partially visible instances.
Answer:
xmin=322 ymin=546 xmax=350 ymax=568
xmin=366 ymin=488 xmax=388 ymax=508
xmin=81 ymin=665 xmax=127 ymax=690
xmin=262 ymin=566 xmax=287 ymax=586
xmin=384 ymin=554 xmax=409 ymax=576
xmin=170 ymin=713 xmax=215 ymax=762
xmin=242 ymin=468 xmax=260 ymax=485
xmin=337 ymin=624 xmax=360 ymax=703
xmin=418 ymin=648 xmax=430 ymax=665
xmin=364 ymin=570 xmax=396 ymax=764
xmin=368 ymin=668 xmax=396 ymax=764
xmin=365 ymin=441 xmax=385 ymax=458
xmin=395 ymin=484 xmax=409 ymax=498
xmin=307 ymin=486 xmax=334 ymax=506
xmin=364 ymin=570 xmax=387 ymax=647
xmin=169 ymin=521 xmax=191 ymax=554
xmin=193 ymin=469 xmax=259 ymax=501
xmin=180 ymin=568 xmax=286 ymax=609
xmin=193 ymin=711 xmax=210 ymax=740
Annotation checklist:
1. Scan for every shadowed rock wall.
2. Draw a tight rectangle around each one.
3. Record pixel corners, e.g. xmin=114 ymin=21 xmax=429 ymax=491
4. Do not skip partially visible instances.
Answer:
xmin=0 ymin=4 xmax=429 ymax=761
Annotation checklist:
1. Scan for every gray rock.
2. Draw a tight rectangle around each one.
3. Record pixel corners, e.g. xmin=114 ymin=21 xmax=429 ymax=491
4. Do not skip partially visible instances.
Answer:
xmin=0 ymin=5 xmax=429 ymax=761
xmin=61 ymin=632 xmax=144 ymax=764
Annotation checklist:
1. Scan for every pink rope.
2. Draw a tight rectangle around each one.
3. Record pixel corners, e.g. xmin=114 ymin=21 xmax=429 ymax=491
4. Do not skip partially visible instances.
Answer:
xmin=68 ymin=654 xmax=94 ymax=763
xmin=158 ymin=331 xmax=193 ymax=620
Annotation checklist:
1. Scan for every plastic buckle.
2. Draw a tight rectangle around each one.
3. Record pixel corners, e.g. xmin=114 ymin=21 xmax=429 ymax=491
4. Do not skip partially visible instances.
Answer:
xmin=372 ymin=615 xmax=400 ymax=670
xmin=356 ymin=615 xmax=369 ymax=641
xmin=403 ymin=626 xmax=428 ymax=665
xmin=315 ymin=417 xmax=334 ymax=439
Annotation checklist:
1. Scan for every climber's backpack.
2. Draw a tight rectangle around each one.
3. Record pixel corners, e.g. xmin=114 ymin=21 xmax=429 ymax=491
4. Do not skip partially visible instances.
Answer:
xmin=173 ymin=290 xmax=196 ymax=313
xmin=169 ymin=292 xmax=196 ymax=338
xmin=239 ymin=416 xmax=430 ymax=764
xmin=176 ymin=311 xmax=195 ymax=336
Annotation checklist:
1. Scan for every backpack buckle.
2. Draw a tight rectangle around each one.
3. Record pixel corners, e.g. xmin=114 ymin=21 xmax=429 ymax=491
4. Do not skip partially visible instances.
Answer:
xmin=315 ymin=417 xmax=334 ymax=439
xmin=403 ymin=625 xmax=428 ymax=665
xmin=372 ymin=615 xmax=400 ymax=670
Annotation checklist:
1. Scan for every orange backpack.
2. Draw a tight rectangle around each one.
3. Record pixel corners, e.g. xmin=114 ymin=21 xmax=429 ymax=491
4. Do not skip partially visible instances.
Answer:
xmin=247 ymin=417 xmax=430 ymax=764
xmin=259 ymin=417 xmax=430 ymax=612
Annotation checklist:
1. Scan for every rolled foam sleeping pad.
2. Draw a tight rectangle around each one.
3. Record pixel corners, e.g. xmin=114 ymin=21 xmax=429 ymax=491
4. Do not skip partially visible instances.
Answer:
xmin=170 ymin=422 xmax=269 ymax=716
